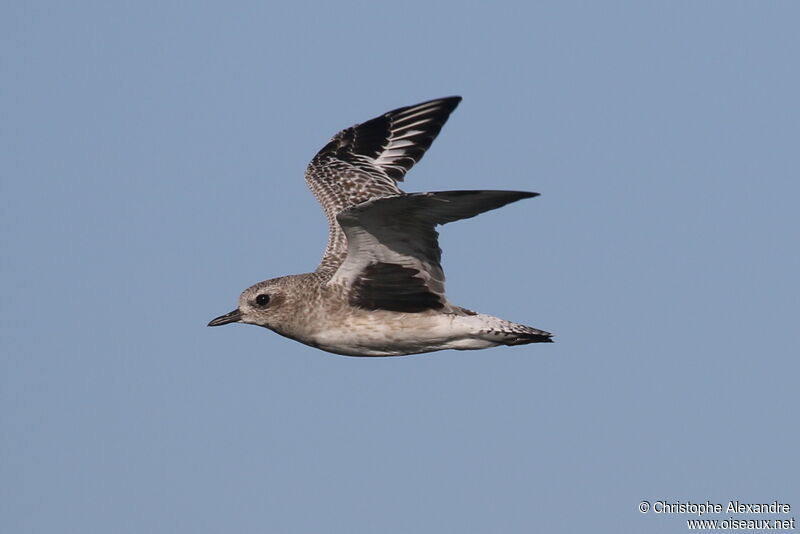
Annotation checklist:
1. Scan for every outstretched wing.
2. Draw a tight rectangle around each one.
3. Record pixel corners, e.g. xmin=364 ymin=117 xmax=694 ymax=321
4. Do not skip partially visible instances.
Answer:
xmin=330 ymin=191 xmax=538 ymax=313
xmin=305 ymin=97 xmax=462 ymax=275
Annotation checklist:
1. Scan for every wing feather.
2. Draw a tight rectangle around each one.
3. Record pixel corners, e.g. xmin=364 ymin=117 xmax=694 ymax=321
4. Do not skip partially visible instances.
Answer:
xmin=304 ymin=97 xmax=462 ymax=275
xmin=331 ymin=191 xmax=538 ymax=312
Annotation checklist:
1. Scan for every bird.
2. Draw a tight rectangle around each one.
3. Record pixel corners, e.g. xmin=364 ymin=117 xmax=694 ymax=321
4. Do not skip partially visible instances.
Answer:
xmin=208 ymin=96 xmax=553 ymax=356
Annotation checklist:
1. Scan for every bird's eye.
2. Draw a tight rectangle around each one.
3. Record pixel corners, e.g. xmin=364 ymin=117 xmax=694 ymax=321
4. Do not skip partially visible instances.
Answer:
xmin=255 ymin=294 xmax=270 ymax=307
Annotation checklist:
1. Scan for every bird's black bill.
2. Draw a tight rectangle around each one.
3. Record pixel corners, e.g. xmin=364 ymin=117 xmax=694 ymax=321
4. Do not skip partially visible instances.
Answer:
xmin=207 ymin=309 xmax=242 ymax=327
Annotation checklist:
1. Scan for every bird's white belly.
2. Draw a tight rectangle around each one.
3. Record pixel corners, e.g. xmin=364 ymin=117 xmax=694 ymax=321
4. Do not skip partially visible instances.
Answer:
xmin=308 ymin=312 xmax=498 ymax=357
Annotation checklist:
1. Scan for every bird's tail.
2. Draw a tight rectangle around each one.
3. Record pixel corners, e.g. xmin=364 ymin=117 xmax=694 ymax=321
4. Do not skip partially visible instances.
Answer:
xmin=460 ymin=311 xmax=553 ymax=346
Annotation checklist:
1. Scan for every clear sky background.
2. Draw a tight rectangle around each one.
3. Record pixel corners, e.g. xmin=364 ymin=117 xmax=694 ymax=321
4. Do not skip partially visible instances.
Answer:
xmin=2 ymin=2 xmax=798 ymax=533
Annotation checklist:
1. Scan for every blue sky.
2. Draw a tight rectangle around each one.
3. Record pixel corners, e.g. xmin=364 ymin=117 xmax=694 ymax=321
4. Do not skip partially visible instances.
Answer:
xmin=2 ymin=2 xmax=798 ymax=533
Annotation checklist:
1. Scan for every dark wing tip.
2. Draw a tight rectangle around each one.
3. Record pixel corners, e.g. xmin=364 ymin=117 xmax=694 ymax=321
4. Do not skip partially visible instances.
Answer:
xmin=441 ymin=190 xmax=539 ymax=199
xmin=385 ymin=96 xmax=462 ymax=118
xmin=311 ymin=96 xmax=464 ymax=182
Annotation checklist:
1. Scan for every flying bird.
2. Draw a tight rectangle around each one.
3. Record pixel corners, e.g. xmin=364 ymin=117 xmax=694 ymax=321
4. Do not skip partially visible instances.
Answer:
xmin=209 ymin=97 xmax=552 ymax=356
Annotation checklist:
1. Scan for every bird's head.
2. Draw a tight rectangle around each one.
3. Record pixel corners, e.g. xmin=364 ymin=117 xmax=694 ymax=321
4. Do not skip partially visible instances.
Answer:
xmin=208 ymin=277 xmax=291 ymax=330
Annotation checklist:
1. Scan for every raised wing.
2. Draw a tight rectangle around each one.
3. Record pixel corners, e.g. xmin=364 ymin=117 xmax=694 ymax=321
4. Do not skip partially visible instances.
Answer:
xmin=305 ymin=97 xmax=462 ymax=275
xmin=330 ymin=191 xmax=538 ymax=313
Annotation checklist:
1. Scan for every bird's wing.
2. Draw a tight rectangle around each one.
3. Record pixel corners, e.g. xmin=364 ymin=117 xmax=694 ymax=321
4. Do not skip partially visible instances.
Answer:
xmin=329 ymin=191 xmax=538 ymax=313
xmin=305 ymin=97 xmax=462 ymax=275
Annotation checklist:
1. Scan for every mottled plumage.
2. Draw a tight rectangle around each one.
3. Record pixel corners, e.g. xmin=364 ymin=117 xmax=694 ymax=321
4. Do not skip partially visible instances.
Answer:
xmin=307 ymin=97 xmax=461 ymax=275
xmin=209 ymin=97 xmax=553 ymax=356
